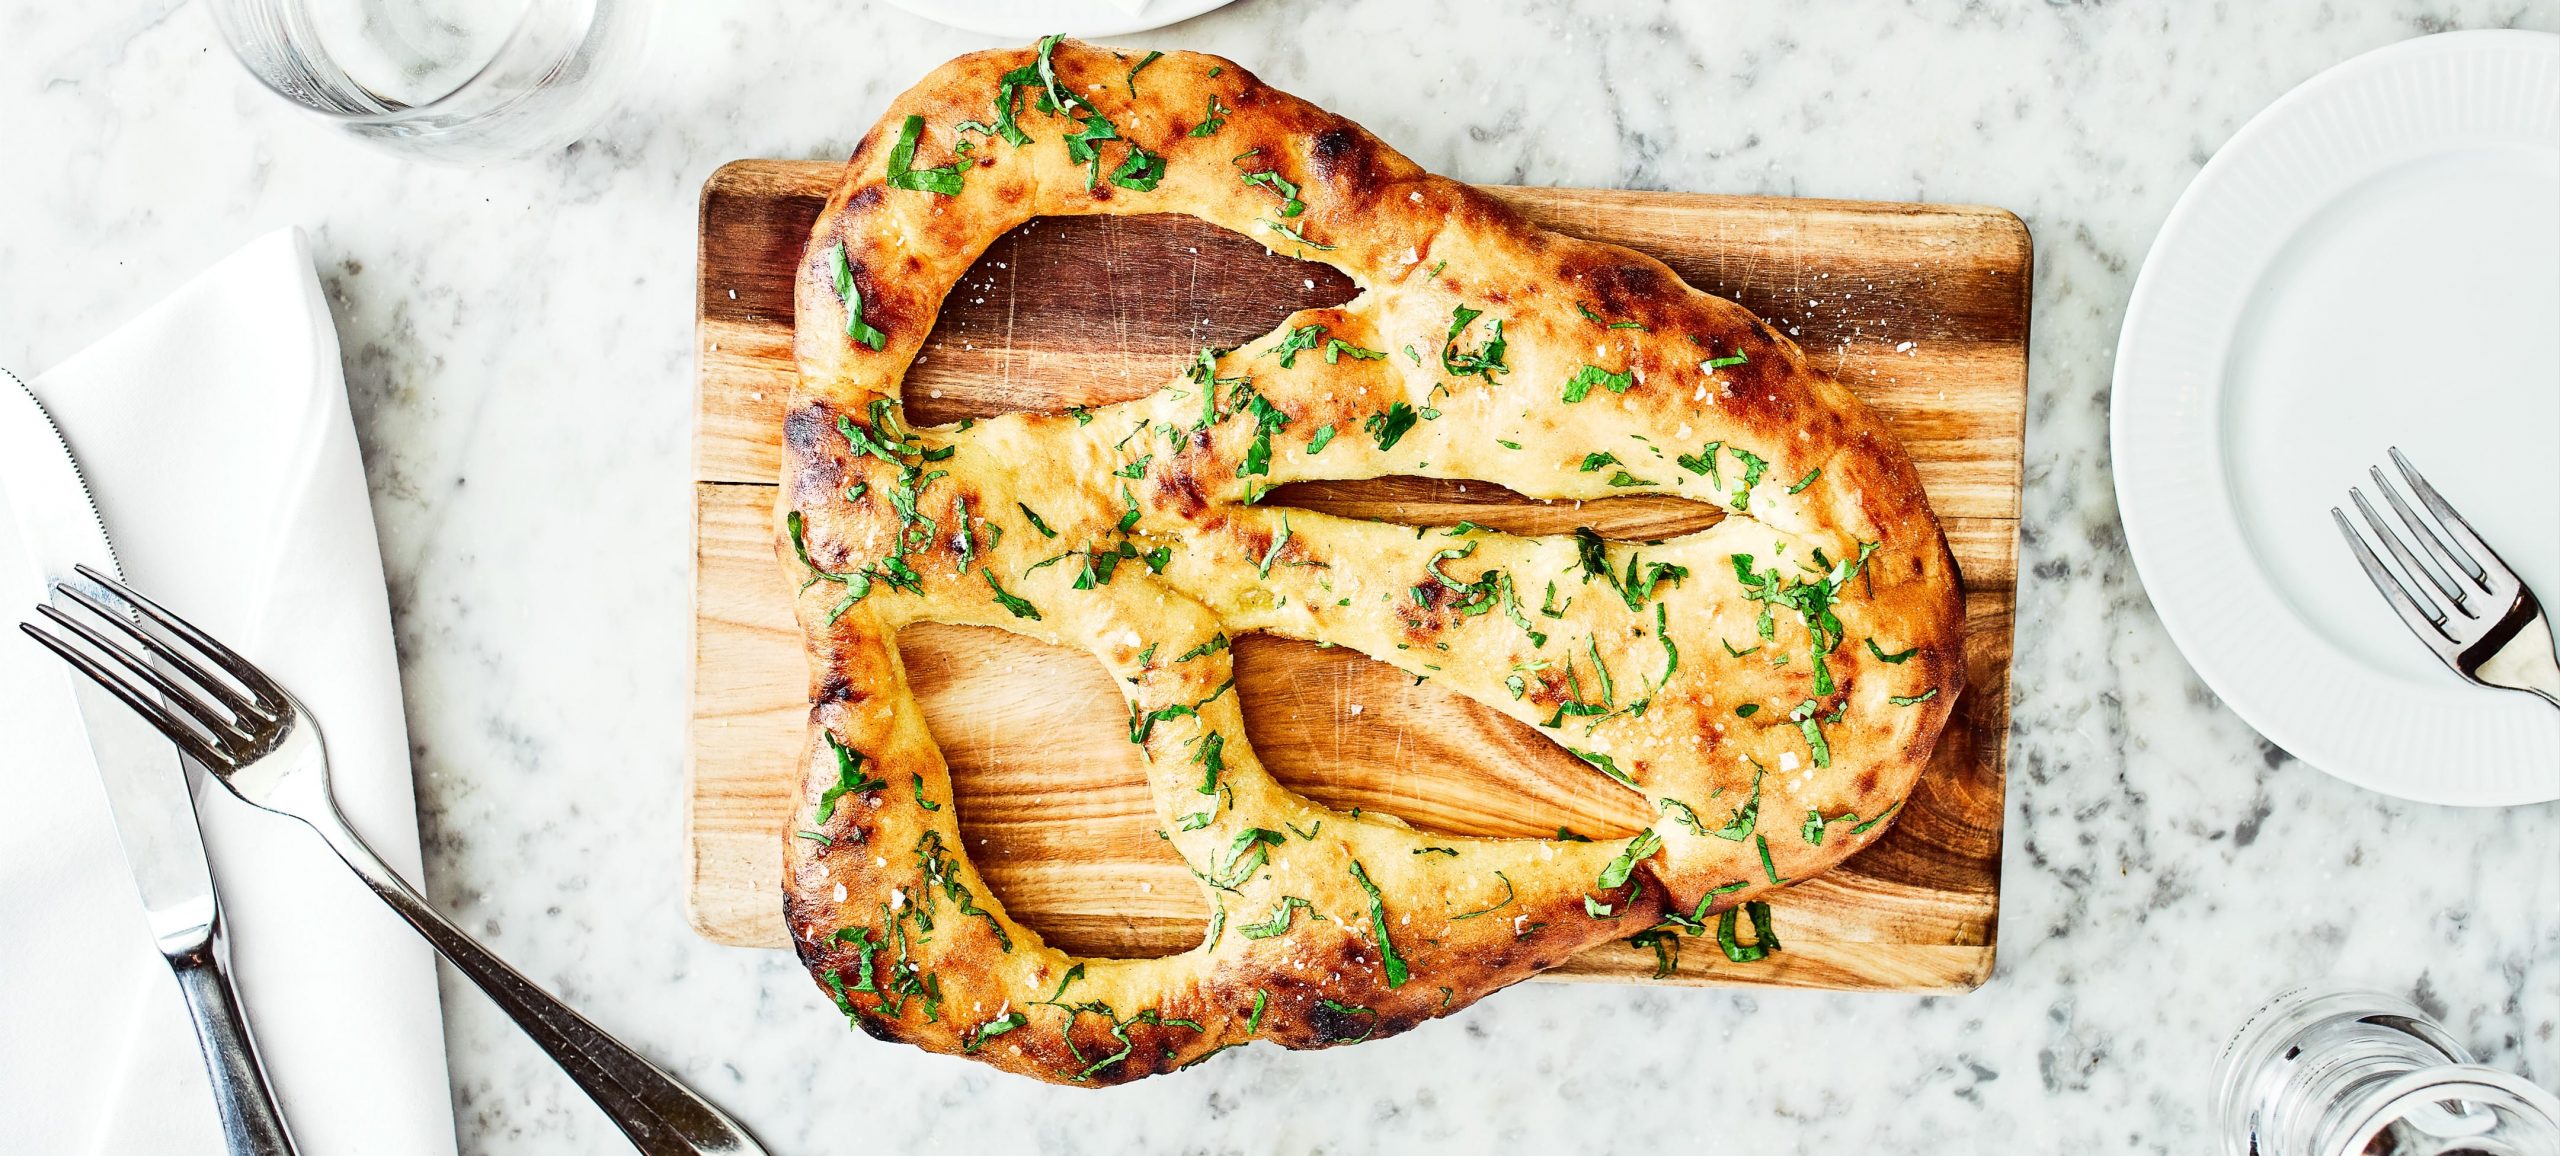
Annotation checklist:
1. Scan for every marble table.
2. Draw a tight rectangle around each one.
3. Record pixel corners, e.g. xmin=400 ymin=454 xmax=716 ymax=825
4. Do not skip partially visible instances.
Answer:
xmin=4 ymin=1 xmax=2554 ymax=1151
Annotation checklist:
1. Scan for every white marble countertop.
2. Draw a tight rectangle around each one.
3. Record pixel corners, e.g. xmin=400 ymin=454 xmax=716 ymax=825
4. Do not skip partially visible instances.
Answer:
xmin=6 ymin=1 xmax=2556 ymax=1151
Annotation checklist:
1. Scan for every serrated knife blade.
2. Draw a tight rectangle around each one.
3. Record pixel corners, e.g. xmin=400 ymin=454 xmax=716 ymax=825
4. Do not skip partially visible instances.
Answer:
xmin=0 ymin=368 xmax=217 ymax=954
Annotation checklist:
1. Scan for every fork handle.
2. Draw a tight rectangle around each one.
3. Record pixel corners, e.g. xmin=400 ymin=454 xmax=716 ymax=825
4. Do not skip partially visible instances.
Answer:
xmin=299 ymin=806 xmax=764 ymax=1156
xmin=169 ymin=924 xmax=299 ymax=1155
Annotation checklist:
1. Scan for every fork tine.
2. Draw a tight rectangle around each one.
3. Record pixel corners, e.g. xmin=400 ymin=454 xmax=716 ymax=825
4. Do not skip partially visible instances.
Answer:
xmin=20 ymin=621 xmax=234 ymax=769
xmin=2368 ymin=467 xmax=2470 ymax=612
xmin=33 ymin=602 xmax=254 ymax=748
xmin=2334 ymin=508 xmax=2449 ymax=642
xmin=72 ymin=563 xmax=287 ymax=711
xmin=2351 ymin=488 xmax=2454 ymax=623
xmin=51 ymin=582 xmax=271 ymax=726
xmin=2388 ymin=447 xmax=2497 ymax=586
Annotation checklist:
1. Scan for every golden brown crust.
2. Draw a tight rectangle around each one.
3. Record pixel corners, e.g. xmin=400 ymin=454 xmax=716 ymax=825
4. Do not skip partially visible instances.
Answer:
xmin=778 ymin=39 xmax=1964 ymax=1085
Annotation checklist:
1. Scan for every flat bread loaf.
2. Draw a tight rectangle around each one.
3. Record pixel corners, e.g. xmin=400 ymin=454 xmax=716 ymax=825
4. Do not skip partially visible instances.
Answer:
xmin=778 ymin=38 xmax=1964 ymax=1085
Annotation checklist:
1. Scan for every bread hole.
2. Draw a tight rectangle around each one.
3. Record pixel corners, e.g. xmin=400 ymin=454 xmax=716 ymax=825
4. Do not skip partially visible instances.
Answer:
xmin=1233 ymin=635 xmax=1653 ymax=841
xmin=899 ymin=621 xmax=1207 ymax=959
xmin=906 ymin=214 xmax=1358 ymax=428
xmin=1262 ymin=476 xmax=1723 ymax=542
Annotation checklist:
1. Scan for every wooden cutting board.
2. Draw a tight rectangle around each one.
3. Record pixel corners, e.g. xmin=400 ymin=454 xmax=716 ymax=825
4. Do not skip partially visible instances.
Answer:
xmin=688 ymin=159 xmax=2026 ymax=992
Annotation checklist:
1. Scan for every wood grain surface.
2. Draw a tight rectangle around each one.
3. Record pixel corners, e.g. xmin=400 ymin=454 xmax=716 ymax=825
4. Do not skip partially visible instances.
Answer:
xmin=688 ymin=159 xmax=2026 ymax=992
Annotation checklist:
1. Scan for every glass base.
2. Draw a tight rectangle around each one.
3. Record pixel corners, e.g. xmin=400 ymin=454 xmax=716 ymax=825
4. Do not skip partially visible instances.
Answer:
xmin=2217 ymin=985 xmax=2560 ymax=1156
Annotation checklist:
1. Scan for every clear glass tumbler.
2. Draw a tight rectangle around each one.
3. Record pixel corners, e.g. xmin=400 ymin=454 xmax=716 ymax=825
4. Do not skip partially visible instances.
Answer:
xmin=205 ymin=0 xmax=652 ymax=164
xmin=2216 ymin=985 xmax=2560 ymax=1156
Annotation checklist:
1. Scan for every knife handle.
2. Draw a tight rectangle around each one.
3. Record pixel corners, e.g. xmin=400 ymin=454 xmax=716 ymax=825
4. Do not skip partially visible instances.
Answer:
xmin=169 ymin=923 xmax=299 ymax=1156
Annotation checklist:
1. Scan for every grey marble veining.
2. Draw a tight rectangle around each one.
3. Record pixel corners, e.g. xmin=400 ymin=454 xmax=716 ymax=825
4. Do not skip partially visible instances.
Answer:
xmin=5 ymin=1 xmax=2557 ymax=1152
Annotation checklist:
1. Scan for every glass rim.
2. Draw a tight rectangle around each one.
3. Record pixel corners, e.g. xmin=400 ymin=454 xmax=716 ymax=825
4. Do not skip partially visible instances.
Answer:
xmin=2336 ymin=1065 xmax=2560 ymax=1155
xmin=209 ymin=0 xmax=566 ymax=127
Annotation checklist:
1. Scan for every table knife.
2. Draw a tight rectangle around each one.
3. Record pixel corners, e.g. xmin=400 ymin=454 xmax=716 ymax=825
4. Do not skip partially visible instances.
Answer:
xmin=0 ymin=370 xmax=297 ymax=1155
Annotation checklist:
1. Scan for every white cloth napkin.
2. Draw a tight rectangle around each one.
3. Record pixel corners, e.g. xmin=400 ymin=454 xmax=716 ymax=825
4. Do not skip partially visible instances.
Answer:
xmin=0 ymin=229 xmax=458 ymax=1156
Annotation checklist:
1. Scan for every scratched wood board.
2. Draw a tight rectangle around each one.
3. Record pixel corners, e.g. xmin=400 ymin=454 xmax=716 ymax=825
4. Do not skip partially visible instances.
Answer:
xmin=687 ymin=159 xmax=2026 ymax=992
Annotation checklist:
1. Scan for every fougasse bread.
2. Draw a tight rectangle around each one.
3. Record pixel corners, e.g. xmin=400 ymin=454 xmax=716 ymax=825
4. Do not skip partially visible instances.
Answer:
xmin=776 ymin=37 xmax=1964 ymax=1086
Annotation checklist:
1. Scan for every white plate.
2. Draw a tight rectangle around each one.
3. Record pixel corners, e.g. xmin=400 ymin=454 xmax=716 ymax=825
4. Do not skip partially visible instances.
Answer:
xmin=2114 ymin=30 xmax=2560 ymax=806
xmin=880 ymin=0 xmax=1241 ymax=40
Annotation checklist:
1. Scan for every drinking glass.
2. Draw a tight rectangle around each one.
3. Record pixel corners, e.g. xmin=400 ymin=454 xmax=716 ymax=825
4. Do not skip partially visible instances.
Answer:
xmin=205 ymin=0 xmax=652 ymax=164
xmin=2217 ymin=984 xmax=2560 ymax=1156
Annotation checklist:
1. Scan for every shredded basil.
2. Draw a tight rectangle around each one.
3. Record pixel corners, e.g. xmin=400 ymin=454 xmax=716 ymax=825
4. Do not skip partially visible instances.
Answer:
xmin=1347 ymin=860 xmax=1410 ymax=987
xmin=823 ymin=243 xmax=887 ymax=351
xmin=1561 ymin=364 xmax=1635 ymax=403
xmin=884 ymin=115 xmax=966 ymax=195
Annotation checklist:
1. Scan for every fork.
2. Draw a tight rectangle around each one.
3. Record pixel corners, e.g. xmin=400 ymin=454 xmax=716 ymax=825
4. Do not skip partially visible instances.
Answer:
xmin=2331 ymin=447 xmax=2560 ymax=709
xmin=21 ymin=565 xmax=768 ymax=1156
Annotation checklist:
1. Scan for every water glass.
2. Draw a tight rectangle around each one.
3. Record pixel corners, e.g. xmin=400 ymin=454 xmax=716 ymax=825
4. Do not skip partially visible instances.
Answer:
xmin=205 ymin=0 xmax=652 ymax=164
xmin=2217 ymin=985 xmax=2560 ymax=1156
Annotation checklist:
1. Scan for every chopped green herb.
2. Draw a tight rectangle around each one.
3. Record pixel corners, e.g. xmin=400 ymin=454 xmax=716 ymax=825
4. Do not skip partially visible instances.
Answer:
xmin=1788 ymin=466 xmax=1822 ymax=494
xmin=1655 ymin=602 xmax=1680 ymax=684
xmin=1571 ymin=747 xmax=1638 ymax=790
xmin=1238 ymin=896 xmax=1316 ymax=939
xmin=1441 ymin=306 xmax=1509 ymax=379
xmin=1580 ymin=451 xmax=1619 ymax=472
xmin=1709 ymin=770 xmax=1763 ymax=840
xmin=1270 ymin=323 xmax=1325 ymax=367
xmin=1449 ymin=870 xmax=1517 ymax=920
xmin=1108 ymin=145 xmax=1165 ymax=191
xmin=1190 ymin=731 xmax=1226 ymax=795
xmin=911 ymin=774 xmax=940 ymax=811
xmin=1596 ymin=829 xmax=1663 ymax=891
xmin=1315 ymin=998 xmax=1376 ymax=1042
xmin=1867 ymin=638 xmax=1917 ymax=664
xmin=1792 ymin=698 xmax=1832 ymax=768
xmin=884 ymin=115 xmax=966 ymax=196
xmin=1717 ymin=900 xmax=1780 ymax=962
xmin=1323 ymin=338 xmax=1385 ymax=364
xmin=1363 ymin=402 xmax=1418 ymax=451
xmin=1735 ymin=703 xmax=1762 ymax=718
xmin=1017 ymin=502 xmax=1057 ymax=539
xmin=1347 ymin=860 xmax=1410 ymax=987
xmin=1257 ymin=514 xmax=1291 ymax=578
xmin=1890 ymin=688 xmax=1940 ymax=706
xmin=1726 ymin=447 xmax=1768 ymax=511
xmin=1124 ymin=50 xmax=1163 ymax=97
xmin=1305 ymin=423 xmax=1337 ymax=454
xmin=1631 ymin=928 xmax=1681 ymax=977
xmin=1757 ymin=833 xmax=1784 ymax=884
xmin=1190 ymin=93 xmax=1230 ymax=137
xmin=1260 ymin=218 xmax=1333 ymax=251
xmin=983 ymin=569 xmax=1041 ymax=620
xmin=1848 ymin=802 xmax=1902 ymax=834
xmin=1561 ymin=364 xmax=1635 ymax=403
xmin=1701 ymin=348 xmax=1750 ymax=371
xmin=1206 ymin=827 xmax=1286 ymax=890
xmin=1246 ymin=989 xmax=1267 ymax=1032
xmin=1676 ymin=441 xmax=1722 ymax=483
xmin=823 ymin=243 xmax=888 ymax=351
xmin=1240 ymin=167 xmax=1306 ymax=217
xmin=816 ymin=733 xmax=886 ymax=823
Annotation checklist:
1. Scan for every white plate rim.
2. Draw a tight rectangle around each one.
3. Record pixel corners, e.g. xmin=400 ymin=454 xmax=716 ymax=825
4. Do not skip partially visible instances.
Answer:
xmin=2111 ymin=29 xmax=2560 ymax=806
xmin=877 ymin=0 xmax=1242 ymax=41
